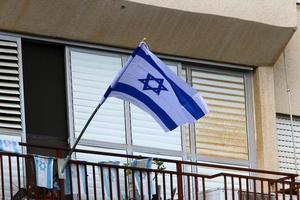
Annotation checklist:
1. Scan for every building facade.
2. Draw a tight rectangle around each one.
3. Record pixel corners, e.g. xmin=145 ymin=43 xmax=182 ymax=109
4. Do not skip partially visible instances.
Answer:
xmin=0 ymin=1 xmax=300 ymax=198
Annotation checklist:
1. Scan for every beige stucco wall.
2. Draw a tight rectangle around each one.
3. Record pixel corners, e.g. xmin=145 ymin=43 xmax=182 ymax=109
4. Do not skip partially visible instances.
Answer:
xmin=254 ymin=67 xmax=279 ymax=171
xmin=274 ymin=5 xmax=300 ymax=116
xmin=130 ymin=0 xmax=297 ymax=27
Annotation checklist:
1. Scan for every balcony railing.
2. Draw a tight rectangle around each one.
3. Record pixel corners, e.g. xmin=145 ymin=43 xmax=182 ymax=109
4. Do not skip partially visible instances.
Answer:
xmin=0 ymin=143 xmax=299 ymax=200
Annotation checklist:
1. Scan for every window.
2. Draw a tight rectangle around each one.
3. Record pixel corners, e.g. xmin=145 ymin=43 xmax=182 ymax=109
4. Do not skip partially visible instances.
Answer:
xmin=277 ymin=115 xmax=300 ymax=173
xmin=66 ymin=47 xmax=254 ymax=166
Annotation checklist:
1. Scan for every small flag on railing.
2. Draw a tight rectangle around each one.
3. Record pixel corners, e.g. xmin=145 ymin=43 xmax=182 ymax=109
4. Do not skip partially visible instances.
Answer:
xmin=34 ymin=155 xmax=54 ymax=189
xmin=65 ymin=164 xmax=87 ymax=195
xmin=101 ymin=42 xmax=209 ymax=132
xmin=99 ymin=161 xmax=120 ymax=199
xmin=132 ymin=158 xmax=153 ymax=195
xmin=0 ymin=139 xmax=21 ymax=154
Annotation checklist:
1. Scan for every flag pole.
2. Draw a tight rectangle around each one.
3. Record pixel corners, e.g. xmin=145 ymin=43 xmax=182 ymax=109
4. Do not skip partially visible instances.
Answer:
xmin=59 ymin=97 xmax=106 ymax=175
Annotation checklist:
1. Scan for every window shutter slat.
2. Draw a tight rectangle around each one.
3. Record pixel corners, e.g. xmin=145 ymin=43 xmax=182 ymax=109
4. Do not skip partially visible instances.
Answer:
xmin=0 ymin=39 xmax=22 ymax=130
xmin=193 ymin=70 xmax=248 ymax=160
xmin=71 ymin=50 xmax=125 ymax=143
xmin=277 ymin=116 xmax=300 ymax=173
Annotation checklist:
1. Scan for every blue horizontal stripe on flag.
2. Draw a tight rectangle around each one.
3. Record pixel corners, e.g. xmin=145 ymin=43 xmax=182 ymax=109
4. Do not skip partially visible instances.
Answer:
xmin=135 ymin=47 xmax=205 ymax=120
xmin=112 ymin=82 xmax=178 ymax=131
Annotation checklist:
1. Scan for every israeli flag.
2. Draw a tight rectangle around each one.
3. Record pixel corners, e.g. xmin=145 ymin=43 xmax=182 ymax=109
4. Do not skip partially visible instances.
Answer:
xmin=102 ymin=42 xmax=209 ymax=131
xmin=0 ymin=139 xmax=21 ymax=154
xmin=99 ymin=161 xmax=120 ymax=199
xmin=34 ymin=155 xmax=54 ymax=189
xmin=65 ymin=164 xmax=87 ymax=195
xmin=132 ymin=158 xmax=153 ymax=196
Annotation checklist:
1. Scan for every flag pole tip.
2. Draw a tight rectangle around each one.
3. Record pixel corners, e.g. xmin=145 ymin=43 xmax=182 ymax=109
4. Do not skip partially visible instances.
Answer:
xmin=142 ymin=37 xmax=147 ymax=42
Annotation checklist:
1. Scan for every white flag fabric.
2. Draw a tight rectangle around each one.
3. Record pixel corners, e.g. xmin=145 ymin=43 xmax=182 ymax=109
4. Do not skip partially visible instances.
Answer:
xmin=99 ymin=161 xmax=120 ymax=199
xmin=102 ymin=42 xmax=209 ymax=131
xmin=65 ymin=164 xmax=87 ymax=195
xmin=34 ymin=155 xmax=54 ymax=189
xmin=132 ymin=158 xmax=153 ymax=196
xmin=0 ymin=139 xmax=21 ymax=154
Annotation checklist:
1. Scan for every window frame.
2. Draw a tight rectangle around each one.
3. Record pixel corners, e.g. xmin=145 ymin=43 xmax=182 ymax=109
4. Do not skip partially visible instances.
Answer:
xmin=65 ymin=45 xmax=255 ymax=167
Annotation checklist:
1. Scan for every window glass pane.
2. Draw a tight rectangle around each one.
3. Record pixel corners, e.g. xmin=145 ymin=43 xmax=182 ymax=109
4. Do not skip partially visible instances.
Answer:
xmin=71 ymin=51 xmax=125 ymax=143
xmin=131 ymin=64 xmax=182 ymax=151
xmin=192 ymin=69 xmax=248 ymax=160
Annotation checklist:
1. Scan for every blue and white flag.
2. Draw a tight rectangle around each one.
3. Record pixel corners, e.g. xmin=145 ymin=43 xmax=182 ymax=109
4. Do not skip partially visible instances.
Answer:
xmin=132 ymin=158 xmax=153 ymax=196
xmin=99 ymin=161 xmax=120 ymax=199
xmin=34 ymin=155 xmax=54 ymax=189
xmin=102 ymin=42 xmax=209 ymax=131
xmin=0 ymin=139 xmax=21 ymax=154
xmin=65 ymin=164 xmax=87 ymax=195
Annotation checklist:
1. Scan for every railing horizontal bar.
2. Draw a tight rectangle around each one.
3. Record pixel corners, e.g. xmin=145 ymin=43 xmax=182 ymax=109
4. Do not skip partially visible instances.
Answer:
xmin=18 ymin=142 xmax=299 ymax=178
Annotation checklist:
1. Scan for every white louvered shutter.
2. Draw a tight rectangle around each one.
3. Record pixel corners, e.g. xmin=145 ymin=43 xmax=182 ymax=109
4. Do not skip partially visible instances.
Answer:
xmin=277 ymin=116 xmax=300 ymax=173
xmin=131 ymin=64 xmax=182 ymax=151
xmin=0 ymin=36 xmax=25 ymax=200
xmin=0 ymin=38 xmax=22 ymax=130
xmin=191 ymin=70 xmax=248 ymax=160
xmin=70 ymin=50 xmax=126 ymax=144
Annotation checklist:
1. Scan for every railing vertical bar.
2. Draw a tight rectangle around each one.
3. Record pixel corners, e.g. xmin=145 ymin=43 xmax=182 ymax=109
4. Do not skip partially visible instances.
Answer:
xmin=68 ymin=164 xmax=74 ymax=199
xmin=84 ymin=164 xmax=89 ymax=200
xmin=176 ymin=162 xmax=183 ymax=200
xmin=155 ymin=172 xmax=159 ymax=200
xmin=124 ymin=168 xmax=128 ymax=200
xmin=0 ymin=155 xmax=4 ymax=199
xmin=297 ymin=184 xmax=299 ymax=200
xmin=147 ymin=171 xmax=151 ymax=200
xmin=187 ymin=175 xmax=191 ymax=200
xmin=224 ymin=175 xmax=228 ymax=200
xmin=132 ymin=168 xmax=136 ymax=200
xmin=32 ymin=156 xmax=38 ymax=200
xmin=202 ymin=177 xmax=206 ymax=200
xmin=139 ymin=170 xmax=144 ymax=200
xmin=100 ymin=166 xmax=105 ymax=200
xmin=8 ymin=155 xmax=13 ymax=199
xmin=116 ymin=168 xmax=121 ymax=200
xmin=43 ymin=188 xmax=46 ymax=200
xmin=17 ymin=156 xmax=21 ymax=200
xmin=268 ymin=181 xmax=271 ymax=200
xmin=275 ymin=181 xmax=278 ymax=200
xmin=239 ymin=177 xmax=242 ymax=200
xmin=26 ymin=156 xmax=30 ymax=200
xmin=170 ymin=173 xmax=174 ymax=200
xmin=282 ymin=182 xmax=286 ymax=200
xmin=253 ymin=178 xmax=256 ymax=200
xmin=163 ymin=172 xmax=166 ymax=200
xmin=246 ymin=178 xmax=249 ymax=200
xmin=76 ymin=163 xmax=82 ymax=200
xmin=290 ymin=178 xmax=295 ymax=200
xmin=260 ymin=180 xmax=264 ymax=200
xmin=92 ymin=165 xmax=97 ymax=200
xmin=231 ymin=176 xmax=235 ymax=200
xmin=108 ymin=167 xmax=113 ymax=200
xmin=195 ymin=176 xmax=199 ymax=200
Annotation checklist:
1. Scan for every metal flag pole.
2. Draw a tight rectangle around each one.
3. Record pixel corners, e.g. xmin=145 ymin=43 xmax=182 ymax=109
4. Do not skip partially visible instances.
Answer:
xmin=283 ymin=50 xmax=298 ymax=175
xmin=59 ymin=97 xmax=106 ymax=176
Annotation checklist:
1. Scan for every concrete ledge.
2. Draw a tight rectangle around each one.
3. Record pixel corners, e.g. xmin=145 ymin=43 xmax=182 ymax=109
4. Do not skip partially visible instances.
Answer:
xmin=0 ymin=0 xmax=296 ymax=66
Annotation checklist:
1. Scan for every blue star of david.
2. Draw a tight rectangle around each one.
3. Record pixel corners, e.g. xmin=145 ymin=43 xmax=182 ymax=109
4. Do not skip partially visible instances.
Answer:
xmin=138 ymin=73 xmax=168 ymax=95
xmin=39 ymin=160 xmax=47 ymax=171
